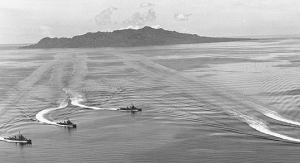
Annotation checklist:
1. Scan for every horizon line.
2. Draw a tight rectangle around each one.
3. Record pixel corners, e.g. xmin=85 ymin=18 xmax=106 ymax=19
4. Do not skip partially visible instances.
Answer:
xmin=1 ymin=33 xmax=300 ymax=45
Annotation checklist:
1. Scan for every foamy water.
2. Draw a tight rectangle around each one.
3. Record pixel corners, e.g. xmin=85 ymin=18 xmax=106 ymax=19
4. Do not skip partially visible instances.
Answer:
xmin=239 ymin=114 xmax=300 ymax=143
xmin=64 ymin=88 xmax=118 ymax=111
xmin=34 ymin=88 xmax=118 ymax=127
xmin=35 ymin=99 xmax=68 ymax=125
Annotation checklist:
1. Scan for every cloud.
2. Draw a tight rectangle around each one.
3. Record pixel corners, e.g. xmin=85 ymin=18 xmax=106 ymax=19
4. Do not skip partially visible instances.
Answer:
xmin=119 ymin=25 xmax=141 ymax=30
xmin=40 ymin=25 xmax=53 ymax=37
xmin=150 ymin=25 xmax=161 ymax=29
xmin=119 ymin=25 xmax=161 ymax=30
xmin=140 ymin=2 xmax=155 ymax=8
xmin=174 ymin=13 xmax=192 ymax=21
xmin=123 ymin=9 xmax=156 ymax=25
xmin=94 ymin=6 xmax=117 ymax=25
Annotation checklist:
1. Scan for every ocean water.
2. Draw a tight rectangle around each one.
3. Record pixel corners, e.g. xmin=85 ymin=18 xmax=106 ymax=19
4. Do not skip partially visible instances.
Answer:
xmin=1 ymin=39 xmax=300 ymax=162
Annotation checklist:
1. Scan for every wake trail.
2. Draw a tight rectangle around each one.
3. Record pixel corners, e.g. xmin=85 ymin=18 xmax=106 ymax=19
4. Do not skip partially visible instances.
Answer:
xmin=215 ymin=86 xmax=300 ymax=128
xmin=209 ymin=84 xmax=300 ymax=128
xmin=64 ymin=88 xmax=118 ymax=111
xmin=148 ymin=90 xmax=300 ymax=144
xmin=114 ymin=52 xmax=300 ymax=143
xmin=0 ymin=54 xmax=63 ymax=116
xmin=35 ymin=100 xmax=68 ymax=125
xmin=34 ymin=54 xmax=117 ymax=128
xmin=64 ymin=55 xmax=118 ymax=111
xmin=239 ymin=114 xmax=300 ymax=143
xmin=33 ymin=53 xmax=74 ymax=126
xmin=246 ymin=101 xmax=300 ymax=127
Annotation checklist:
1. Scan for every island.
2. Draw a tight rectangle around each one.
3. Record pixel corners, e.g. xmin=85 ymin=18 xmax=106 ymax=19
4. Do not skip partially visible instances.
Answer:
xmin=21 ymin=26 xmax=252 ymax=49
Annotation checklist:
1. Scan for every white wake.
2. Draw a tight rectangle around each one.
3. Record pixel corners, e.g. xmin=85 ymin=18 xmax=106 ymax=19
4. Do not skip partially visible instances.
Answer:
xmin=264 ymin=110 xmax=300 ymax=127
xmin=239 ymin=114 xmax=300 ymax=143
xmin=64 ymin=88 xmax=118 ymax=111
xmin=35 ymin=100 xmax=68 ymax=125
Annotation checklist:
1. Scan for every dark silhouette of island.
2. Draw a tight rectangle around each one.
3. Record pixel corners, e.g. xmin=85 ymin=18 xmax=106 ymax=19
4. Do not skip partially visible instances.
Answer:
xmin=21 ymin=26 xmax=252 ymax=49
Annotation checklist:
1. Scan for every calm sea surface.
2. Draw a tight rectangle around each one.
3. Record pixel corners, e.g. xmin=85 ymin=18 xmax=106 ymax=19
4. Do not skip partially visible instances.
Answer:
xmin=1 ymin=39 xmax=300 ymax=163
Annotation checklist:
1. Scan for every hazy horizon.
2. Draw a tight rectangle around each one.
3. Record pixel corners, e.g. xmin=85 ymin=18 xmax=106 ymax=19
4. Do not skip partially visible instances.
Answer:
xmin=2 ymin=30 xmax=300 ymax=45
xmin=1 ymin=0 xmax=300 ymax=44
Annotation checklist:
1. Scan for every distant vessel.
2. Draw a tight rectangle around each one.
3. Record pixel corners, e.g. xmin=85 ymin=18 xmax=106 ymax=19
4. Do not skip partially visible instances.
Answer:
xmin=118 ymin=104 xmax=142 ymax=112
xmin=4 ymin=132 xmax=32 ymax=144
xmin=57 ymin=118 xmax=77 ymax=128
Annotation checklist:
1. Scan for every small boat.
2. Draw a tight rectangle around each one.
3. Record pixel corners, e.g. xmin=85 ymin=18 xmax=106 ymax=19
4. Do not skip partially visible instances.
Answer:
xmin=56 ymin=118 xmax=77 ymax=128
xmin=4 ymin=132 xmax=32 ymax=144
xmin=118 ymin=104 xmax=142 ymax=112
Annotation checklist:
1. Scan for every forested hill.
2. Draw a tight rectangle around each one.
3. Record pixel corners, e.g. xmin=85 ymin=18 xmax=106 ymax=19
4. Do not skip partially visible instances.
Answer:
xmin=21 ymin=26 xmax=252 ymax=49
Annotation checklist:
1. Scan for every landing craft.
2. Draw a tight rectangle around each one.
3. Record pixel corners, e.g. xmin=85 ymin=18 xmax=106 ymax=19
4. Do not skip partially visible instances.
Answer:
xmin=56 ymin=118 xmax=77 ymax=128
xmin=3 ymin=132 xmax=32 ymax=144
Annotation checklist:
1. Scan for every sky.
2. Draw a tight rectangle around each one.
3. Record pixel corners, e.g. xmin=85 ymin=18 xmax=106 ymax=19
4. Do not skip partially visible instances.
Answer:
xmin=1 ymin=0 xmax=300 ymax=44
